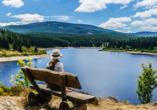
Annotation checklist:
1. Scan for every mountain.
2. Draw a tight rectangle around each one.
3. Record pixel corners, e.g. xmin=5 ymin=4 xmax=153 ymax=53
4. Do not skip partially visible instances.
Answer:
xmin=128 ymin=32 xmax=157 ymax=37
xmin=1 ymin=21 xmax=126 ymax=35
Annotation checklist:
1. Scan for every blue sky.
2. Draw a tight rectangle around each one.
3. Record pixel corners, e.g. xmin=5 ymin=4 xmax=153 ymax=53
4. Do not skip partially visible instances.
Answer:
xmin=1 ymin=0 xmax=157 ymax=33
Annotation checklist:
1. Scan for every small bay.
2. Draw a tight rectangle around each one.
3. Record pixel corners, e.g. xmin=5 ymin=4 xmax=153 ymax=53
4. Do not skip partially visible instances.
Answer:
xmin=0 ymin=48 xmax=157 ymax=105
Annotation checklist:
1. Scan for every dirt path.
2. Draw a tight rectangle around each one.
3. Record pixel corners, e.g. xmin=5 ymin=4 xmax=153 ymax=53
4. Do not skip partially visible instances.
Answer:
xmin=1 ymin=96 xmax=157 ymax=110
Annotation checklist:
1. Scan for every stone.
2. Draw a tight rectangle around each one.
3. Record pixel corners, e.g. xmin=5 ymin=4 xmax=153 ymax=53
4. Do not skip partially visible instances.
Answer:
xmin=0 ymin=100 xmax=23 ymax=110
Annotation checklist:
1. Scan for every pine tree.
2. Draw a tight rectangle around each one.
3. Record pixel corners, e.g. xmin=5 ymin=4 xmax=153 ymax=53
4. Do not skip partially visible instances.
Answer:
xmin=34 ymin=46 xmax=37 ymax=52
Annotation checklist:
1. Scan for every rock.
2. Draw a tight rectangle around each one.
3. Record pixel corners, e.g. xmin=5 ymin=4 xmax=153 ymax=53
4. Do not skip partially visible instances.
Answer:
xmin=153 ymin=102 xmax=157 ymax=106
xmin=0 ymin=100 xmax=24 ymax=110
xmin=106 ymin=96 xmax=119 ymax=103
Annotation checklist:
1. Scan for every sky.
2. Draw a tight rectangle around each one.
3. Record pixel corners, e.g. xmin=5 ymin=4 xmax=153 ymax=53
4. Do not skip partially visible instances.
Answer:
xmin=1 ymin=0 xmax=157 ymax=33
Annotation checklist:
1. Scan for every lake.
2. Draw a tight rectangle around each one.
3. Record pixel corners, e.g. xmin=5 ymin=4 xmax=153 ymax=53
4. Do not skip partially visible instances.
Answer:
xmin=0 ymin=48 xmax=157 ymax=105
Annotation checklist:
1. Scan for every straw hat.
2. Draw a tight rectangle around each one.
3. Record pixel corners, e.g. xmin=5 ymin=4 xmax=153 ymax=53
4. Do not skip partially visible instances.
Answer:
xmin=50 ymin=49 xmax=62 ymax=60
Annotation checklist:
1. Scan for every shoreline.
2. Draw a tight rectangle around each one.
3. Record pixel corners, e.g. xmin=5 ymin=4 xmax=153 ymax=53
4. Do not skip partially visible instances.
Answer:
xmin=100 ymin=49 xmax=157 ymax=56
xmin=38 ymin=47 xmax=102 ymax=50
xmin=0 ymin=54 xmax=50 ymax=63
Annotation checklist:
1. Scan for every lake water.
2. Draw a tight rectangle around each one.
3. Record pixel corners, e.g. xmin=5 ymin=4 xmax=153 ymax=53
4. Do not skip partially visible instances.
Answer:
xmin=1 ymin=48 xmax=157 ymax=105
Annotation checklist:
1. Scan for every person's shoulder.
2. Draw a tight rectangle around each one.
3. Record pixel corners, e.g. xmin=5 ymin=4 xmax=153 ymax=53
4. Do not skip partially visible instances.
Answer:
xmin=56 ymin=62 xmax=63 ymax=66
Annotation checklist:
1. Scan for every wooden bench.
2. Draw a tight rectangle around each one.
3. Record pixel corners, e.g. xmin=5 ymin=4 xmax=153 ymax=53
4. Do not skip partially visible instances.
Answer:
xmin=21 ymin=66 xmax=95 ymax=110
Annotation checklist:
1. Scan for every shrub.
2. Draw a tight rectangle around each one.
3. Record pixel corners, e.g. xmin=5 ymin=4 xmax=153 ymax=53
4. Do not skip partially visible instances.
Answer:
xmin=34 ymin=46 xmax=38 ymax=52
xmin=0 ymin=85 xmax=10 ymax=93
xmin=92 ymin=98 xmax=99 ymax=105
xmin=123 ymin=99 xmax=129 ymax=104
xmin=11 ymin=58 xmax=37 ymax=87
xmin=125 ymin=45 xmax=131 ymax=50
xmin=136 ymin=62 xmax=157 ymax=104
xmin=120 ymin=46 xmax=123 ymax=50
xmin=0 ymin=88 xmax=3 ymax=95
xmin=123 ymin=99 xmax=126 ymax=103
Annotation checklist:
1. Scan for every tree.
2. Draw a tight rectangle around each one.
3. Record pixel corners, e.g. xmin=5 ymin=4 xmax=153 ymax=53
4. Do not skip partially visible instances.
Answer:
xmin=34 ymin=46 xmax=37 ymax=52
xmin=136 ymin=62 xmax=157 ymax=104
xmin=17 ymin=45 xmax=22 ymax=52
xmin=13 ymin=42 xmax=18 ymax=50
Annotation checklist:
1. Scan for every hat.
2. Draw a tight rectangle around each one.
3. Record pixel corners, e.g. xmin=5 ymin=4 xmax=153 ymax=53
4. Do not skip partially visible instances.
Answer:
xmin=50 ymin=49 xmax=62 ymax=60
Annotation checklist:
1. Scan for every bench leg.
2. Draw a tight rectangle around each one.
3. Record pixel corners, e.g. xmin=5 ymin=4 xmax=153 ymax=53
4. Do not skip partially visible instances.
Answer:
xmin=28 ymin=92 xmax=52 ymax=106
xmin=59 ymin=101 xmax=74 ymax=110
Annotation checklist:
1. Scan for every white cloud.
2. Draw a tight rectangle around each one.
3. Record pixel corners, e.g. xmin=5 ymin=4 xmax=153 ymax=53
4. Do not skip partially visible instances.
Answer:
xmin=132 ymin=8 xmax=157 ymax=18
xmin=2 ymin=0 xmax=24 ymax=8
xmin=140 ymin=25 xmax=157 ymax=32
xmin=131 ymin=18 xmax=157 ymax=32
xmin=6 ymin=13 xmax=11 ymax=16
xmin=75 ymin=0 xmax=134 ymax=12
xmin=131 ymin=18 xmax=157 ymax=26
xmin=127 ymin=30 xmax=132 ymax=33
xmin=50 ymin=16 xmax=71 ymax=20
xmin=124 ymin=27 xmax=131 ymax=29
xmin=98 ymin=17 xmax=131 ymax=29
xmin=77 ymin=19 xmax=83 ymax=22
xmin=11 ymin=14 xmax=44 ymax=24
xmin=116 ymin=30 xmax=123 ymax=33
xmin=0 ymin=22 xmax=20 ymax=27
xmin=134 ymin=0 xmax=157 ymax=9
xmin=120 ymin=5 xmax=127 ymax=9
xmin=3 ymin=14 xmax=71 ymax=26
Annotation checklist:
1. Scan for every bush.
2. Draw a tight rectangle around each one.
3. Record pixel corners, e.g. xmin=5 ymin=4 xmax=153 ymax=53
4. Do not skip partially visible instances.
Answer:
xmin=0 ymin=88 xmax=3 ymax=95
xmin=123 ymin=99 xmax=129 ymax=104
xmin=92 ymin=98 xmax=99 ymax=105
xmin=10 ymin=86 xmax=25 ymax=96
xmin=11 ymin=58 xmax=37 ymax=87
xmin=0 ymin=85 xmax=10 ymax=93
xmin=136 ymin=62 xmax=157 ymax=104
xmin=34 ymin=46 xmax=38 ymax=52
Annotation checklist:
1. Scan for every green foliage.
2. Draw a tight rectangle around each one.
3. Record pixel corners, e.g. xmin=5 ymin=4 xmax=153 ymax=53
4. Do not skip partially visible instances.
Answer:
xmin=136 ymin=62 xmax=157 ymax=104
xmin=0 ymin=82 xmax=2 ymax=86
xmin=0 ymin=85 xmax=24 ymax=96
xmin=0 ymin=88 xmax=3 ymax=95
xmin=92 ymin=98 xmax=99 ymax=105
xmin=11 ymin=58 xmax=37 ymax=87
xmin=17 ymin=45 xmax=22 ymax=52
xmin=0 ymin=28 xmax=31 ymax=50
xmin=123 ymin=99 xmax=129 ymax=104
xmin=120 ymin=46 xmax=123 ymax=50
xmin=34 ymin=46 xmax=37 ymax=52
xmin=123 ymin=99 xmax=126 ymax=103
xmin=125 ymin=45 xmax=131 ymax=49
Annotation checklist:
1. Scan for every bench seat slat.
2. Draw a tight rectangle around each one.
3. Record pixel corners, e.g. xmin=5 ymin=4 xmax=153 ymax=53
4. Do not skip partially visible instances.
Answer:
xmin=30 ymin=84 xmax=95 ymax=103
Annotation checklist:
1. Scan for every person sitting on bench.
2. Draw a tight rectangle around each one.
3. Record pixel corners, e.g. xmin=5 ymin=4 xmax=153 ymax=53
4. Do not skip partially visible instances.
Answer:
xmin=46 ymin=49 xmax=73 ymax=92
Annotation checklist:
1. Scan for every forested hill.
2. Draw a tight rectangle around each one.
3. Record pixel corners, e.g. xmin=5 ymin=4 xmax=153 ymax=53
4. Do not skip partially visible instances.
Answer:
xmin=2 ymin=21 xmax=125 ymax=35
xmin=0 ymin=28 xmax=31 ymax=50
xmin=128 ymin=32 xmax=157 ymax=37
xmin=19 ymin=32 xmax=136 ymax=47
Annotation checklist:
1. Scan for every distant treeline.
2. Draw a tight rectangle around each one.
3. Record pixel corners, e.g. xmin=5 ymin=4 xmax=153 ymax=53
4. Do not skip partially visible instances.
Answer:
xmin=0 ymin=29 xmax=31 ymax=50
xmin=19 ymin=32 xmax=135 ymax=47
xmin=108 ymin=36 xmax=157 ymax=50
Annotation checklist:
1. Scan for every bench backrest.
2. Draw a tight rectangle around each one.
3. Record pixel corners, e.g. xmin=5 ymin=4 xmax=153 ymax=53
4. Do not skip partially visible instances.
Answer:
xmin=21 ymin=67 xmax=82 ymax=89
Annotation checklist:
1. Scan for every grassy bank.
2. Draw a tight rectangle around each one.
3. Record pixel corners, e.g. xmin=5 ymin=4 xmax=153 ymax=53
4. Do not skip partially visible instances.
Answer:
xmin=100 ymin=48 xmax=157 ymax=54
xmin=0 ymin=46 xmax=47 ymax=57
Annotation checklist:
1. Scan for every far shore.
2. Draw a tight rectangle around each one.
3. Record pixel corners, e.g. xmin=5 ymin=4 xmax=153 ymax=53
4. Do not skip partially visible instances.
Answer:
xmin=0 ymin=54 xmax=50 ymax=63
xmin=38 ymin=47 xmax=102 ymax=50
xmin=100 ymin=49 xmax=157 ymax=56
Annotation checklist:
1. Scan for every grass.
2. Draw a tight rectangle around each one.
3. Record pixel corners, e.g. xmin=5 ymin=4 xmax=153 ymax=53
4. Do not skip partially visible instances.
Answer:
xmin=101 ymin=48 xmax=157 ymax=53
xmin=0 ymin=46 xmax=47 ymax=57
